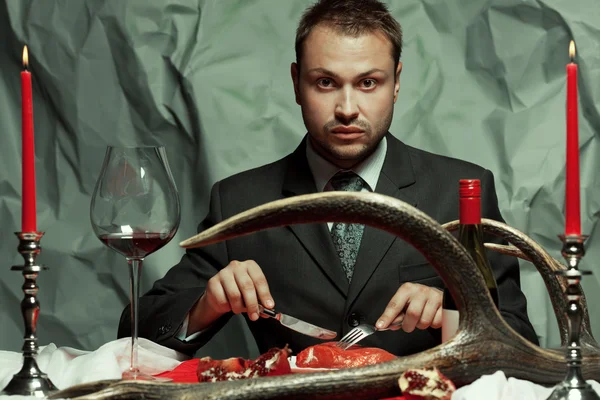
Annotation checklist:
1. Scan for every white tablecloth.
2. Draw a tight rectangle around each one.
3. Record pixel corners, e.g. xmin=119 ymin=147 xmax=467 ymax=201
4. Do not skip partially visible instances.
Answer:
xmin=0 ymin=338 xmax=186 ymax=399
xmin=1 ymin=339 xmax=598 ymax=399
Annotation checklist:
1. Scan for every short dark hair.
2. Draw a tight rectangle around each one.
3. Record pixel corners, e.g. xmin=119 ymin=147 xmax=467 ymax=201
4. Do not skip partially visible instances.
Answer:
xmin=295 ymin=0 xmax=403 ymax=68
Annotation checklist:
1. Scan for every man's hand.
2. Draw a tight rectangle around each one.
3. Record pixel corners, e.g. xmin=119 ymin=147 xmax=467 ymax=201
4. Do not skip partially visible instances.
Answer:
xmin=376 ymin=283 xmax=443 ymax=333
xmin=188 ymin=260 xmax=274 ymax=334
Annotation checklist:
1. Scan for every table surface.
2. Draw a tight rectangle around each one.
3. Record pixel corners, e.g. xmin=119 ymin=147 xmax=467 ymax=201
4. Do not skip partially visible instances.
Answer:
xmin=1 ymin=338 xmax=598 ymax=400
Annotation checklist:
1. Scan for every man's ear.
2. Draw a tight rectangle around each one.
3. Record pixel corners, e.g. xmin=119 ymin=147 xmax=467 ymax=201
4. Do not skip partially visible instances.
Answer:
xmin=291 ymin=62 xmax=301 ymax=105
xmin=393 ymin=61 xmax=403 ymax=103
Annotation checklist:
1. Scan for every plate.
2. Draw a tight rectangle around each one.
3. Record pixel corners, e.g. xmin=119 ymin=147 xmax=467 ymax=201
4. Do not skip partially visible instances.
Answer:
xmin=288 ymin=356 xmax=337 ymax=373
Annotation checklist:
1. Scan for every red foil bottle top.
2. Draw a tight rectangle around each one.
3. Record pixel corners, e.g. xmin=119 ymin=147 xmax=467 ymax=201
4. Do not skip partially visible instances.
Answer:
xmin=459 ymin=179 xmax=481 ymax=198
xmin=459 ymin=179 xmax=481 ymax=224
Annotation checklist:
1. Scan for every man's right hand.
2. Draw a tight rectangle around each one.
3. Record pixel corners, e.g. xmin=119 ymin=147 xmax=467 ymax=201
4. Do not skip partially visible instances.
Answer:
xmin=188 ymin=260 xmax=274 ymax=334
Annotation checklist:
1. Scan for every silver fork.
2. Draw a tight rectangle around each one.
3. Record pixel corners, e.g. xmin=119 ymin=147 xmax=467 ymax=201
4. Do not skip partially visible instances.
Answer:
xmin=336 ymin=321 xmax=403 ymax=350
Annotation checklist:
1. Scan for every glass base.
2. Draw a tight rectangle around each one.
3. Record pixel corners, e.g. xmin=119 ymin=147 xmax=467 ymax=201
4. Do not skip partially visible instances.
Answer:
xmin=122 ymin=369 xmax=172 ymax=382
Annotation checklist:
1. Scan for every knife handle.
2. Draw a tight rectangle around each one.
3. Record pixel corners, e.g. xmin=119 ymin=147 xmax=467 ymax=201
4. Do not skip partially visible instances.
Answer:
xmin=258 ymin=305 xmax=277 ymax=318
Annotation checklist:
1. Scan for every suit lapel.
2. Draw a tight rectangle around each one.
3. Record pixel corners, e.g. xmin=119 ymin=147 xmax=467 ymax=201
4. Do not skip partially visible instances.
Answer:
xmin=282 ymin=139 xmax=350 ymax=297
xmin=346 ymin=134 xmax=419 ymax=306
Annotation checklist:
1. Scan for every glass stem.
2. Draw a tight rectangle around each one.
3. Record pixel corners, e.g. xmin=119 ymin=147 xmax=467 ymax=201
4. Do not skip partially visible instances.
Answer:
xmin=127 ymin=258 xmax=143 ymax=375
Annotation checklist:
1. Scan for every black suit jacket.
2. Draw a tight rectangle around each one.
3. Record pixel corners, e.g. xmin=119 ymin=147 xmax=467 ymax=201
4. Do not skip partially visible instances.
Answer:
xmin=118 ymin=134 xmax=538 ymax=356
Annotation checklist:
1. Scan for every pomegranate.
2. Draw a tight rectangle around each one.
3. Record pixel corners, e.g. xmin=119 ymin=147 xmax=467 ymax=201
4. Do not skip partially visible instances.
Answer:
xmin=197 ymin=346 xmax=292 ymax=382
xmin=295 ymin=342 xmax=396 ymax=369
xmin=398 ymin=367 xmax=456 ymax=400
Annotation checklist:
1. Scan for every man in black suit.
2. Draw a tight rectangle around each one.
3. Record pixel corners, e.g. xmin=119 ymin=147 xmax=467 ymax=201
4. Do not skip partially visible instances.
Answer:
xmin=119 ymin=0 xmax=538 ymax=356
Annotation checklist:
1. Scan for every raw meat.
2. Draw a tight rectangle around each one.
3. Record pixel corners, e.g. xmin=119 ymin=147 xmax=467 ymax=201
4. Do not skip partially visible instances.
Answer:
xmin=295 ymin=342 xmax=396 ymax=369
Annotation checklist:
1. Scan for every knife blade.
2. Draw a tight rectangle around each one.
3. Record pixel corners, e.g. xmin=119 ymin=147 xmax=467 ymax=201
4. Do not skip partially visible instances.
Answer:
xmin=258 ymin=305 xmax=337 ymax=340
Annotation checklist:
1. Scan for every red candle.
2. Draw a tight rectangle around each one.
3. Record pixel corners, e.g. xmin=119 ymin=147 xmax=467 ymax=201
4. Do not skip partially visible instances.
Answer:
xmin=21 ymin=45 xmax=36 ymax=233
xmin=565 ymin=40 xmax=580 ymax=236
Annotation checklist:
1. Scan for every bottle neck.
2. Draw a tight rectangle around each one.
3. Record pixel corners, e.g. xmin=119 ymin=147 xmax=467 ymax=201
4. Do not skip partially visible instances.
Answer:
xmin=459 ymin=196 xmax=481 ymax=225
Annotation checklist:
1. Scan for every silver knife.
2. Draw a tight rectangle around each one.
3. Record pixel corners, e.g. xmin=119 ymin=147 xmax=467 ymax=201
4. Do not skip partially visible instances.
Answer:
xmin=258 ymin=305 xmax=337 ymax=340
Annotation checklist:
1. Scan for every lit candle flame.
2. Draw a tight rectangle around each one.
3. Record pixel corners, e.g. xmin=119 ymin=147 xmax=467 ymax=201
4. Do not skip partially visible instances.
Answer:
xmin=569 ymin=40 xmax=575 ymax=62
xmin=22 ymin=45 xmax=29 ymax=69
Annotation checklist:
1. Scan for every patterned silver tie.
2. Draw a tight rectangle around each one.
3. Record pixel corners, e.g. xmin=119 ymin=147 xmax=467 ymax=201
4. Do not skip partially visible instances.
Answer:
xmin=329 ymin=171 xmax=365 ymax=282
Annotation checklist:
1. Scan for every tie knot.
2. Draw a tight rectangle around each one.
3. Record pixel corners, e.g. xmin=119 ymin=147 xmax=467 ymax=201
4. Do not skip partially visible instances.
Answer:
xmin=329 ymin=171 xmax=364 ymax=192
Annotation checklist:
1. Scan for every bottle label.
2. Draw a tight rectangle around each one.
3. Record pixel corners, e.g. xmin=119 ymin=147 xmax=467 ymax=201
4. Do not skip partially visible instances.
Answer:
xmin=441 ymin=309 xmax=459 ymax=342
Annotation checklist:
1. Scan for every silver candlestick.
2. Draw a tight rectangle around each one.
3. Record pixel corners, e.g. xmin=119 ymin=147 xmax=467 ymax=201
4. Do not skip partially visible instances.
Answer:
xmin=546 ymin=234 xmax=599 ymax=400
xmin=1 ymin=232 xmax=56 ymax=398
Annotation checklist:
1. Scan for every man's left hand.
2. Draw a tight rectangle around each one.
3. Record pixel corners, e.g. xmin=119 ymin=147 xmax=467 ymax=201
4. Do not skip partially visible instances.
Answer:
xmin=376 ymin=283 xmax=443 ymax=333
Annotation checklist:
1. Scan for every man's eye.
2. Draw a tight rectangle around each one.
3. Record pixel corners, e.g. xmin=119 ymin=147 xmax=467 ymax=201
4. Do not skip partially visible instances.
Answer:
xmin=317 ymin=78 xmax=334 ymax=88
xmin=362 ymin=79 xmax=377 ymax=88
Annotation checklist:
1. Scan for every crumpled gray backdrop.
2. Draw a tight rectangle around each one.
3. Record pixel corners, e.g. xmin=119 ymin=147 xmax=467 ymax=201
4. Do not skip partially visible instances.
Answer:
xmin=0 ymin=0 xmax=598 ymax=358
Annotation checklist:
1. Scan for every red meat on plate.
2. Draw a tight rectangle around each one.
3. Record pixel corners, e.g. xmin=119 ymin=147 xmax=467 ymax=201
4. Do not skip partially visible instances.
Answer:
xmin=295 ymin=342 xmax=396 ymax=369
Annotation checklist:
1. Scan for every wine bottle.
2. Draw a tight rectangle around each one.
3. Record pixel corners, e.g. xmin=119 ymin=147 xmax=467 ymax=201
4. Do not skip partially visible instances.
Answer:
xmin=442 ymin=179 xmax=499 ymax=342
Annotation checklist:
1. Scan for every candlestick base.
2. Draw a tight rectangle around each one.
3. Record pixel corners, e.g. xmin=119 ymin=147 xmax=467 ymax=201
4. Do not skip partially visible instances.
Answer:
xmin=1 ymin=360 xmax=56 ymax=398
xmin=546 ymin=380 xmax=600 ymax=400
xmin=545 ymin=234 xmax=599 ymax=400
xmin=1 ymin=232 xmax=56 ymax=397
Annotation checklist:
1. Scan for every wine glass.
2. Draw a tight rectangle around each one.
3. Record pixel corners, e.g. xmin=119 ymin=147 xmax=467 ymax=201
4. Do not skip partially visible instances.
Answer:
xmin=90 ymin=146 xmax=180 ymax=380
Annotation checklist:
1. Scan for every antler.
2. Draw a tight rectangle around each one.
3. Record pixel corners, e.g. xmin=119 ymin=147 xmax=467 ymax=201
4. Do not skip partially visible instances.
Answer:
xmin=442 ymin=219 xmax=597 ymax=349
xmin=52 ymin=192 xmax=600 ymax=400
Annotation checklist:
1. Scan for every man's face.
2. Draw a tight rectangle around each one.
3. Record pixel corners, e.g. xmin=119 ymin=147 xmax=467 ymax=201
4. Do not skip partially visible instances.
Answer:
xmin=292 ymin=24 xmax=402 ymax=169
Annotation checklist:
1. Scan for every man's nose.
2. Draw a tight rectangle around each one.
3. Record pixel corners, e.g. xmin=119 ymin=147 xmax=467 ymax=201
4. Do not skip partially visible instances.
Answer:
xmin=334 ymin=87 xmax=359 ymax=123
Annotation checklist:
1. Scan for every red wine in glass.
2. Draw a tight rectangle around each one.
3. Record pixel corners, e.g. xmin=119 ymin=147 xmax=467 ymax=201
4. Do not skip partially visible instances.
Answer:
xmin=98 ymin=232 xmax=174 ymax=259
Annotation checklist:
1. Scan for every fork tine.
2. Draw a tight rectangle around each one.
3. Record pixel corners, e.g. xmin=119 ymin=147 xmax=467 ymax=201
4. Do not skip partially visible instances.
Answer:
xmin=338 ymin=327 xmax=362 ymax=345
xmin=339 ymin=333 xmax=367 ymax=350
xmin=336 ymin=322 xmax=381 ymax=350
xmin=339 ymin=333 xmax=359 ymax=347
xmin=339 ymin=328 xmax=361 ymax=344
xmin=337 ymin=330 xmax=368 ymax=350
